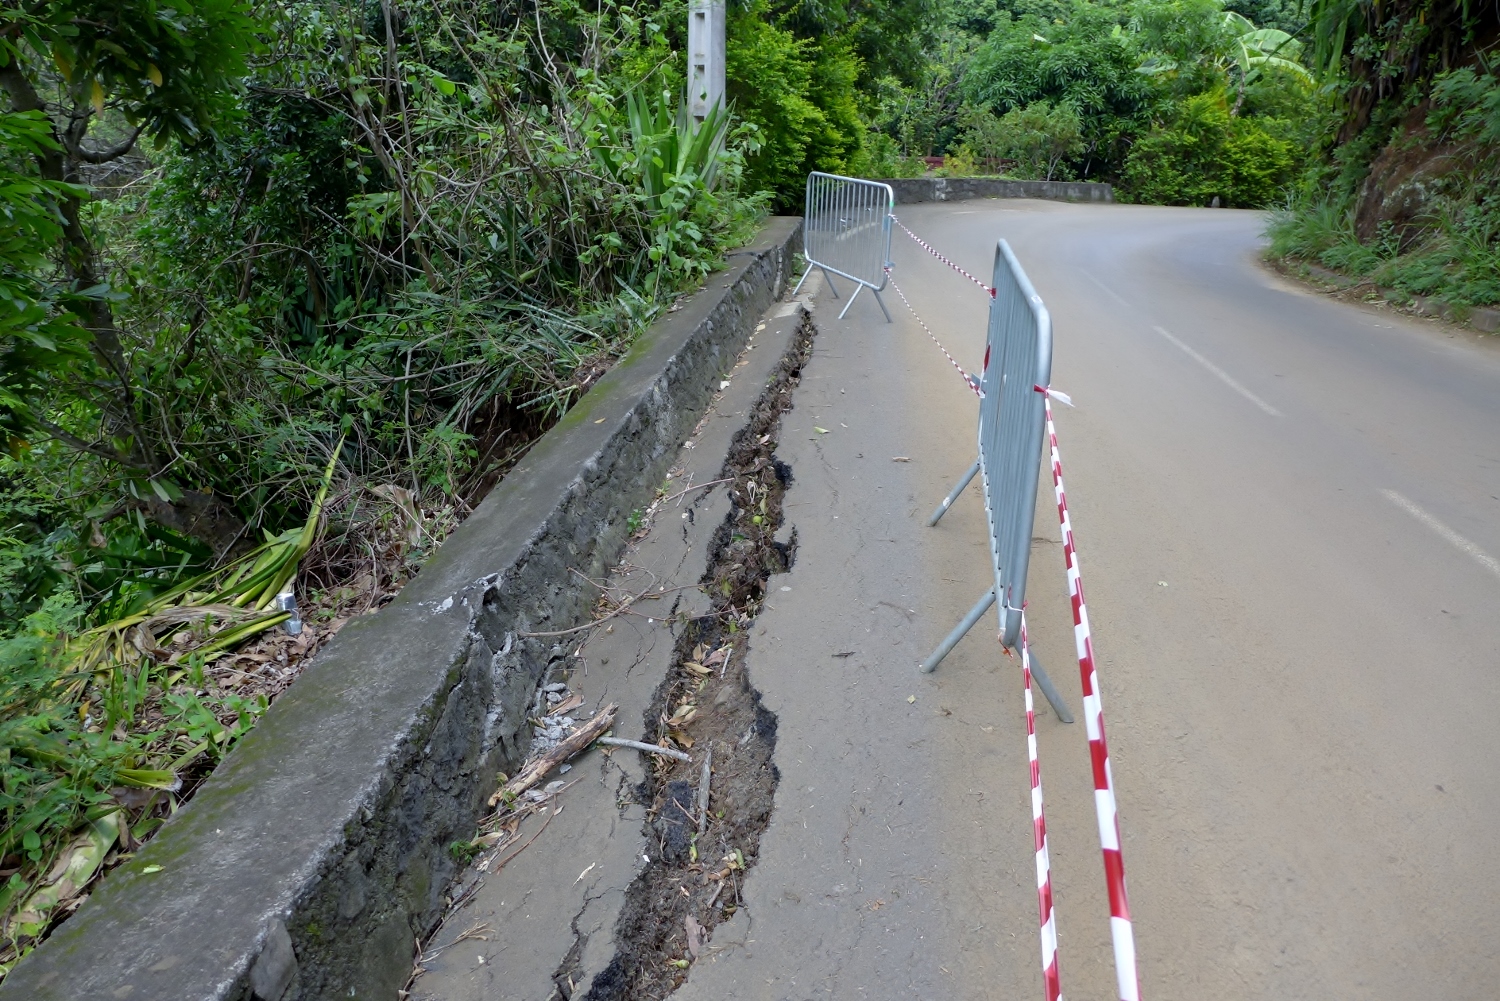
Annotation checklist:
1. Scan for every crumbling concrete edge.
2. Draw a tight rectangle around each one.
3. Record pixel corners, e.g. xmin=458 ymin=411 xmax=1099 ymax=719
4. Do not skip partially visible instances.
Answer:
xmin=880 ymin=176 xmax=1114 ymax=204
xmin=0 ymin=217 xmax=802 ymax=1001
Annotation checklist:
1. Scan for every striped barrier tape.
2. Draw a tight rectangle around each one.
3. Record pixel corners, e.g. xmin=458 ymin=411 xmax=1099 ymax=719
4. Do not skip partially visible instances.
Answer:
xmin=1019 ymin=611 xmax=1063 ymax=1001
xmin=887 ymin=269 xmax=983 ymax=398
xmin=888 ymin=219 xmax=1139 ymax=999
xmin=893 ymin=217 xmax=996 ymax=298
xmin=1037 ymin=384 xmax=1140 ymax=1001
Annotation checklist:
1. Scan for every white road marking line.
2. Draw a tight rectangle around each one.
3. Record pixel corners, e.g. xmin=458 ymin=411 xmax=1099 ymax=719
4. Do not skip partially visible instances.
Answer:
xmin=1086 ymin=273 xmax=1130 ymax=307
xmin=1381 ymin=489 xmax=1500 ymax=581
xmin=1153 ymin=325 xmax=1282 ymax=417
xmin=1086 ymin=273 xmax=1280 ymax=416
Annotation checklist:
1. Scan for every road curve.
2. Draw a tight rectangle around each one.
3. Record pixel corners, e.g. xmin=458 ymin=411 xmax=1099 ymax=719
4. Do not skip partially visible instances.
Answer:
xmin=675 ymin=200 xmax=1500 ymax=1001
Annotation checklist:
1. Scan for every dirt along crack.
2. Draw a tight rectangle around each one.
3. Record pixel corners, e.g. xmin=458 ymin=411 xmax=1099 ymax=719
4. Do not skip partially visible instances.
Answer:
xmin=562 ymin=314 xmax=817 ymax=1001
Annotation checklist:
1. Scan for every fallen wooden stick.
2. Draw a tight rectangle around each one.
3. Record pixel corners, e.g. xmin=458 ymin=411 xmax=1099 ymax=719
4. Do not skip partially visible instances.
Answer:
xmin=696 ymin=748 xmax=713 ymax=834
xmin=665 ymin=477 xmax=732 ymax=505
xmin=488 ymin=703 xmax=617 ymax=806
xmin=596 ymin=737 xmax=692 ymax=762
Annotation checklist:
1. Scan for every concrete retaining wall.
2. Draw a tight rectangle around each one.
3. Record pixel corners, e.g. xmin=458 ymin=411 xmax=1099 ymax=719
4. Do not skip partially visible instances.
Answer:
xmin=0 ymin=218 xmax=802 ymax=1001
xmin=882 ymin=177 xmax=1113 ymax=204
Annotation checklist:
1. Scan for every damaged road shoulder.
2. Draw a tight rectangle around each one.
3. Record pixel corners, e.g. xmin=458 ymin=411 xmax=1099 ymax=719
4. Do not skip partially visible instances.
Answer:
xmin=575 ymin=312 xmax=816 ymax=1001
xmin=407 ymin=306 xmax=818 ymax=1001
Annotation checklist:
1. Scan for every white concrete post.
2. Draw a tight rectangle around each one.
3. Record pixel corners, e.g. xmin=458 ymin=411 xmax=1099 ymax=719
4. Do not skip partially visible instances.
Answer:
xmin=687 ymin=0 xmax=725 ymax=124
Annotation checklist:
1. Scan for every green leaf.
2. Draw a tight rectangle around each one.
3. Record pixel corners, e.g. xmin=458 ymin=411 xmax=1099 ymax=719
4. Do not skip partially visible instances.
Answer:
xmin=113 ymin=768 xmax=179 ymax=790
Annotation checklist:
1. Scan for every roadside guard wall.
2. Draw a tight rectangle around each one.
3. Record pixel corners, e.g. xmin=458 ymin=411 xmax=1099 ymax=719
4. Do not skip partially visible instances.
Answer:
xmin=883 ymin=177 xmax=1113 ymax=204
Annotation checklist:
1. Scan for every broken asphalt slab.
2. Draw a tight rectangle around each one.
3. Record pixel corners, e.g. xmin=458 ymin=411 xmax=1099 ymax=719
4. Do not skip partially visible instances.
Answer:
xmin=410 ymin=294 xmax=815 ymax=1001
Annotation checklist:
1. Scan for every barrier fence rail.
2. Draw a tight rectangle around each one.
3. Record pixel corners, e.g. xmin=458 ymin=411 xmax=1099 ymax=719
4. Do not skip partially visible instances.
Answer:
xmin=876 ymin=203 xmax=1140 ymax=1001
xmin=794 ymin=171 xmax=895 ymax=321
xmin=919 ymin=239 xmax=1072 ymax=724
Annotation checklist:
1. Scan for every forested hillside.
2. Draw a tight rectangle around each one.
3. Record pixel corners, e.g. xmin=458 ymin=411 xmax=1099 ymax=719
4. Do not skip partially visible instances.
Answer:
xmin=1269 ymin=0 xmax=1500 ymax=310
xmin=863 ymin=0 xmax=1318 ymax=206
xmin=3 ymin=0 xmax=1462 ymax=975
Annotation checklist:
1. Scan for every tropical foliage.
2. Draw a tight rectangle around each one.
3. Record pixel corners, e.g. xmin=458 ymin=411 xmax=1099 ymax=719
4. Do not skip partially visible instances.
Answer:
xmin=868 ymin=0 xmax=1319 ymax=204
xmin=1269 ymin=0 xmax=1500 ymax=308
xmin=1122 ymin=90 xmax=1298 ymax=205
xmin=949 ymin=99 xmax=1085 ymax=179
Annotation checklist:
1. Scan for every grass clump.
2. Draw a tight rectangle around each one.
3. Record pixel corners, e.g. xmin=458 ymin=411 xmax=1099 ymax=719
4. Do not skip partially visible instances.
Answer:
xmin=1269 ymin=65 xmax=1500 ymax=311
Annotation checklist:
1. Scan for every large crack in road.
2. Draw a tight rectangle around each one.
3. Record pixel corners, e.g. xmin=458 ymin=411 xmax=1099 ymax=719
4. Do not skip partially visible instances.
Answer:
xmin=558 ymin=315 xmax=815 ymax=1001
xmin=567 ymin=315 xmax=814 ymax=1000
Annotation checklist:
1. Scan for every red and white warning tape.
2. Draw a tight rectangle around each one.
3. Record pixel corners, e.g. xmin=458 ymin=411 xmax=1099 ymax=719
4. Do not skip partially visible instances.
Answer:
xmin=893 ymin=217 xmax=996 ymax=298
xmin=887 ymin=269 xmax=982 ymax=398
xmin=890 ymin=221 xmax=1139 ymax=999
xmin=1037 ymin=385 xmax=1140 ymax=1001
xmin=1019 ymin=612 xmax=1063 ymax=1001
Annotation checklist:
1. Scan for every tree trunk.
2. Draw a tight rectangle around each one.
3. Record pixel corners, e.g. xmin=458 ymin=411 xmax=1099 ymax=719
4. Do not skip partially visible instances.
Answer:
xmin=0 ymin=60 xmax=132 ymax=392
xmin=0 ymin=59 xmax=247 ymax=554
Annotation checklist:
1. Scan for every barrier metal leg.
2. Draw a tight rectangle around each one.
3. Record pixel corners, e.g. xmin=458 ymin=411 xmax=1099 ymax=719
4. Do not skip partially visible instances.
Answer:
xmin=920 ymin=588 xmax=994 ymax=673
xmin=927 ymin=459 xmax=981 ymax=526
xmin=871 ymin=288 xmax=893 ymax=323
xmin=919 ymin=587 xmax=1075 ymax=723
xmin=1023 ymin=649 xmax=1074 ymax=724
xmin=793 ymin=265 xmax=840 ymax=299
xmin=838 ymin=283 xmax=865 ymax=319
xmin=792 ymin=266 xmax=811 ymax=296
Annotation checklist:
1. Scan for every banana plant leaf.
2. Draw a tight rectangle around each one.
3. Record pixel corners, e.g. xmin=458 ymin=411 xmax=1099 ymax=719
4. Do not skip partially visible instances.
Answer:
xmin=56 ymin=441 xmax=342 ymax=697
xmin=2 ymin=811 xmax=119 ymax=945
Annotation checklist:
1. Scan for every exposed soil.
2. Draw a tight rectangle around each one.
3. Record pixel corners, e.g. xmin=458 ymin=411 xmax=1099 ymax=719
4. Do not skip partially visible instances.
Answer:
xmin=1353 ymin=103 xmax=1467 ymax=247
xmin=561 ymin=314 xmax=817 ymax=1001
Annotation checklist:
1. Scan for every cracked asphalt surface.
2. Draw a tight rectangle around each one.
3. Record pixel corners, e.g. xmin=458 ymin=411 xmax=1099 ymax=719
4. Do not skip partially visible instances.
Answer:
xmin=410 ymin=293 xmax=810 ymax=1001
xmin=681 ymin=200 xmax=1500 ymax=1000
xmin=423 ymin=200 xmax=1500 ymax=1000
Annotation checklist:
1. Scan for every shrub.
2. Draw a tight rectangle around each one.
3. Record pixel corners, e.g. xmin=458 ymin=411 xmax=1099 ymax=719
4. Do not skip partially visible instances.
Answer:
xmin=956 ymin=100 xmax=1085 ymax=179
xmin=1222 ymin=118 xmax=1298 ymax=206
xmin=1121 ymin=92 xmax=1296 ymax=206
xmin=853 ymin=132 xmax=927 ymax=178
xmin=963 ymin=1 xmax=1154 ymax=179
xmin=725 ymin=2 xmax=864 ymax=205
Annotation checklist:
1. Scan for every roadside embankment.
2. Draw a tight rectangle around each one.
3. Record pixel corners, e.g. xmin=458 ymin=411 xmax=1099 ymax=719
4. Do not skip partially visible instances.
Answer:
xmin=0 ymin=219 xmax=801 ymax=1001
xmin=407 ymin=291 xmax=819 ymax=1001
xmin=1274 ymin=258 xmax=1500 ymax=334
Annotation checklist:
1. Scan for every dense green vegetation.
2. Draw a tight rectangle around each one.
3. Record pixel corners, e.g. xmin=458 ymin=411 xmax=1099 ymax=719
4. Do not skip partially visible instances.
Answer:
xmin=866 ymin=0 xmax=1319 ymax=205
xmin=1268 ymin=0 xmax=1500 ymax=310
xmin=0 ymin=0 xmax=779 ymax=972
xmin=0 ymin=0 xmax=1343 ymax=974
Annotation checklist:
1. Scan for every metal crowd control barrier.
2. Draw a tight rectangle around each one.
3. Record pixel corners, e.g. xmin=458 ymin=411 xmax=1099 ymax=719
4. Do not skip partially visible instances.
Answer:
xmin=920 ymin=240 xmax=1072 ymax=723
xmin=793 ymin=171 xmax=894 ymax=321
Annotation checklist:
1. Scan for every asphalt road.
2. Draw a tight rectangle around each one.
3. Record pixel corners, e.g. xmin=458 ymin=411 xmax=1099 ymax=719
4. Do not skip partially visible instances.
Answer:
xmin=676 ymin=200 xmax=1500 ymax=1001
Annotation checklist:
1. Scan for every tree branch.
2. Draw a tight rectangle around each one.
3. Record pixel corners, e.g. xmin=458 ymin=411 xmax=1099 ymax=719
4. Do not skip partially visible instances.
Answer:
xmin=0 ymin=56 xmax=45 ymax=115
xmin=29 ymin=416 xmax=146 ymax=470
xmin=2 ymin=65 xmax=160 ymax=475
xmin=67 ymin=123 xmax=145 ymax=164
